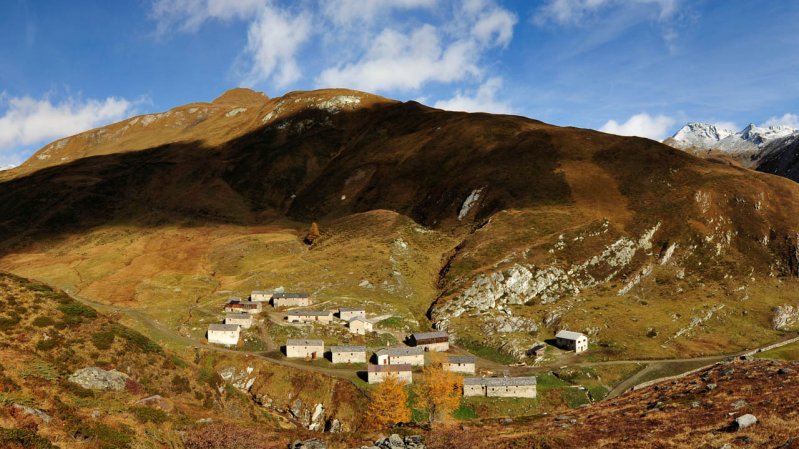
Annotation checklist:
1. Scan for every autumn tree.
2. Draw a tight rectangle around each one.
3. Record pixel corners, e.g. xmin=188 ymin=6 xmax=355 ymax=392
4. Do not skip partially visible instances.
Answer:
xmin=364 ymin=374 xmax=411 ymax=430
xmin=413 ymin=357 xmax=463 ymax=424
xmin=304 ymin=222 xmax=321 ymax=245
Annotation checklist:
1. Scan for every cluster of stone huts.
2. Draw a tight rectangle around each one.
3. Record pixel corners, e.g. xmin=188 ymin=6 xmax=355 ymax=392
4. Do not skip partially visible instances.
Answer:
xmin=206 ymin=296 xmax=263 ymax=346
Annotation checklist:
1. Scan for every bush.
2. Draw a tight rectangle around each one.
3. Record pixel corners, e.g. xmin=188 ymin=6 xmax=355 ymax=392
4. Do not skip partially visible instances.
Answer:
xmin=112 ymin=324 xmax=163 ymax=354
xmin=72 ymin=423 xmax=133 ymax=449
xmin=0 ymin=315 xmax=21 ymax=332
xmin=0 ymin=427 xmax=56 ymax=449
xmin=58 ymin=303 xmax=97 ymax=318
xmin=131 ymin=406 xmax=169 ymax=424
xmin=31 ymin=316 xmax=56 ymax=327
xmin=91 ymin=331 xmax=115 ymax=350
xmin=35 ymin=339 xmax=58 ymax=351
xmin=19 ymin=360 xmax=59 ymax=381
xmin=171 ymin=375 xmax=191 ymax=394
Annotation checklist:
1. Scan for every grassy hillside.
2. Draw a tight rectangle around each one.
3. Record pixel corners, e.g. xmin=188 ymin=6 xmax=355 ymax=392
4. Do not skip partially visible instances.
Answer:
xmin=0 ymin=273 xmax=366 ymax=448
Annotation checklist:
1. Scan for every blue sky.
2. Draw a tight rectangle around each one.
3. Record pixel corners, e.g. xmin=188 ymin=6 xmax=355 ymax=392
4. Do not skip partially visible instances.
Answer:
xmin=1 ymin=0 xmax=798 ymax=167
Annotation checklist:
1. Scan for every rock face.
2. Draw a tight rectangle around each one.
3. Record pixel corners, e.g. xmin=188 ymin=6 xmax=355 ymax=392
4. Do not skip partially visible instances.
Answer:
xmin=68 ymin=367 xmax=129 ymax=391
xmin=771 ymin=305 xmax=799 ymax=330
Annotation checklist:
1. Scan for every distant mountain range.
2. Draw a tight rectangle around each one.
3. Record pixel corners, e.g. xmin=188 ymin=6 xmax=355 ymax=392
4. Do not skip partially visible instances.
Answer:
xmin=664 ymin=122 xmax=799 ymax=182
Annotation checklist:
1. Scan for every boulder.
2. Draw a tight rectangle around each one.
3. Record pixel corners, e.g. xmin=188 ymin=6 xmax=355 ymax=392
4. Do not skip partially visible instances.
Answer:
xmin=734 ymin=414 xmax=757 ymax=430
xmin=290 ymin=439 xmax=327 ymax=449
xmin=771 ymin=305 xmax=799 ymax=330
xmin=68 ymin=367 xmax=130 ymax=391
xmin=386 ymin=434 xmax=405 ymax=449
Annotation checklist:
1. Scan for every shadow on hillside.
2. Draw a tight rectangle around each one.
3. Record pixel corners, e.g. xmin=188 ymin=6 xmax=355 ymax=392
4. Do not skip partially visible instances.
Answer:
xmin=0 ymin=96 xmax=585 ymax=255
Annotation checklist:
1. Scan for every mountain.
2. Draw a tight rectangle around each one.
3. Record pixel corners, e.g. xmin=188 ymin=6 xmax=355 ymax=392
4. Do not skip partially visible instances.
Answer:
xmin=664 ymin=122 xmax=799 ymax=166
xmin=2 ymin=88 xmax=799 ymax=365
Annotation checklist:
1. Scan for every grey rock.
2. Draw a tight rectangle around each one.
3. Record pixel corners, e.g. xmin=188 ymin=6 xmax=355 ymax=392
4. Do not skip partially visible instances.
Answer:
xmin=706 ymin=383 xmax=717 ymax=391
xmin=387 ymin=434 xmax=405 ymax=449
xmin=500 ymin=418 xmax=513 ymax=425
xmin=308 ymin=403 xmax=325 ymax=431
xmin=771 ymin=305 xmax=799 ymax=330
xmin=68 ymin=367 xmax=129 ymax=391
xmin=734 ymin=413 xmax=757 ymax=430
xmin=195 ymin=418 xmax=213 ymax=424
xmin=731 ymin=400 xmax=747 ymax=409
xmin=11 ymin=404 xmax=51 ymax=423
xmin=290 ymin=439 xmax=327 ymax=449
xmin=778 ymin=367 xmax=796 ymax=375
xmin=325 ymin=418 xmax=342 ymax=433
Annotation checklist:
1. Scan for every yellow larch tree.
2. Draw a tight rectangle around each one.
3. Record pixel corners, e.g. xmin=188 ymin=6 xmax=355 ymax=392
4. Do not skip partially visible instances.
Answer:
xmin=364 ymin=374 xmax=411 ymax=430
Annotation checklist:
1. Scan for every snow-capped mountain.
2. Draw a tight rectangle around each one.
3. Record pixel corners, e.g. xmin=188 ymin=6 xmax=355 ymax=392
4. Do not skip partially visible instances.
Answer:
xmin=665 ymin=122 xmax=798 ymax=156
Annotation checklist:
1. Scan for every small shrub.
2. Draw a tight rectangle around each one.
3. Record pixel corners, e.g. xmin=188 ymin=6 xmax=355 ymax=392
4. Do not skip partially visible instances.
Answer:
xmin=0 ymin=427 xmax=56 ymax=449
xmin=170 ymin=355 xmax=190 ymax=369
xmin=131 ymin=406 xmax=168 ymax=424
xmin=35 ymin=339 xmax=57 ymax=351
xmin=72 ymin=422 xmax=133 ymax=449
xmin=91 ymin=331 xmax=115 ymax=350
xmin=58 ymin=303 xmax=97 ymax=318
xmin=124 ymin=379 xmax=144 ymax=395
xmin=0 ymin=315 xmax=21 ymax=332
xmin=171 ymin=375 xmax=191 ymax=394
xmin=31 ymin=316 xmax=55 ymax=327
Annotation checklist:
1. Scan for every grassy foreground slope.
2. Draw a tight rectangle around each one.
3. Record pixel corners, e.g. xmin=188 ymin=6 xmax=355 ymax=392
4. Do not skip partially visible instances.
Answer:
xmin=0 ymin=273 xmax=365 ymax=448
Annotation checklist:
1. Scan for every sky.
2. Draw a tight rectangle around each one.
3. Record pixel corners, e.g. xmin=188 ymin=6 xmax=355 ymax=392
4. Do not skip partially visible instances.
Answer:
xmin=1 ymin=0 xmax=798 ymax=167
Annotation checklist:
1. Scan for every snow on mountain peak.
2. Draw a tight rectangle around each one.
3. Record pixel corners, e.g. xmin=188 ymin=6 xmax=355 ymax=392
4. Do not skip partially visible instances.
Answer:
xmin=667 ymin=121 xmax=798 ymax=154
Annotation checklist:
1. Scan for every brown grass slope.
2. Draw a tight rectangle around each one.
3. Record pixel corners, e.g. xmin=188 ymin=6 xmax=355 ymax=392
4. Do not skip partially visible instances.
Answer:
xmin=427 ymin=358 xmax=799 ymax=449
xmin=0 ymin=273 xmax=366 ymax=448
xmin=1 ymin=88 xmax=799 ymax=361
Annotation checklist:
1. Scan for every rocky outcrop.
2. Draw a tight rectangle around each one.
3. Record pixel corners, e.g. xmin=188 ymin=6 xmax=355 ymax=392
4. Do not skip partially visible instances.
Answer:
xmin=434 ymin=223 xmax=661 ymax=328
xmin=68 ymin=367 xmax=129 ymax=391
xmin=218 ymin=366 xmax=257 ymax=391
xmin=772 ymin=305 xmax=799 ymax=330
xmin=354 ymin=434 xmax=426 ymax=449
xmin=11 ymin=404 xmax=51 ymax=423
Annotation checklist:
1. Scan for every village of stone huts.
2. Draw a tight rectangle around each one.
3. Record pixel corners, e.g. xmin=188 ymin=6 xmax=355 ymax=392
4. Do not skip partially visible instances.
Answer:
xmin=206 ymin=290 xmax=591 ymax=400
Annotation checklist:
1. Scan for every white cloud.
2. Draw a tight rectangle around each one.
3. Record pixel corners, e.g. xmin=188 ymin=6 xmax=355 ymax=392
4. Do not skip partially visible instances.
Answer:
xmin=763 ymin=113 xmax=799 ymax=128
xmin=321 ymin=0 xmax=436 ymax=27
xmin=0 ymin=94 xmax=134 ymax=152
xmin=434 ymin=77 xmax=512 ymax=114
xmin=600 ymin=112 xmax=676 ymax=140
xmin=240 ymin=6 xmax=312 ymax=87
xmin=534 ymin=0 xmax=679 ymax=25
xmin=318 ymin=25 xmax=479 ymax=92
xmin=151 ymin=0 xmax=265 ymax=32
xmin=317 ymin=0 xmax=516 ymax=92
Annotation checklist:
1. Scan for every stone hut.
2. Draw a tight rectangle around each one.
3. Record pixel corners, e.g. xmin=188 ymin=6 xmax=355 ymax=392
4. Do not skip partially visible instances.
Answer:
xmin=444 ymin=355 xmax=476 ymax=375
xmin=224 ymin=299 xmax=262 ymax=314
xmin=348 ymin=317 xmax=373 ymax=335
xmin=286 ymin=310 xmax=334 ymax=324
xmin=374 ymin=346 xmax=425 ymax=366
xmin=272 ymin=292 xmax=311 ymax=308
xmin=555 ymin=330 xmax=588 ymax=353
xmin=367 ymin=364 xmax=413 ymax=384
xmin=224 ymin=313 xmax=253 ymax=329
xmin=250 ymin=290 xmax=273 ymax=302
xmin=408 ymin=331 xmax=450 ymax=352
xmin=207 ymin=324 xmax=240 ymax=347
xmin=338 ymin=307 xmax=366 ymax=321
xmin=463 ymin=377 xmax=537 ymax=398
xmin=285 ymin=339 xmax=325 ymax=359
xmin=329 ymin=345 xmax=366 ymax=364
